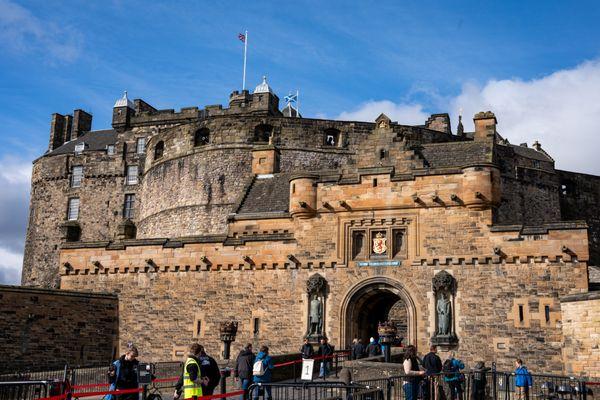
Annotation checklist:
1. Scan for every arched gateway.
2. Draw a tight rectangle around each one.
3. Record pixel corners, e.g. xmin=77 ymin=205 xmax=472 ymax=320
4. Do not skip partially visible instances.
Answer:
xmin=340 ymin=277 xmax=417 ymax=348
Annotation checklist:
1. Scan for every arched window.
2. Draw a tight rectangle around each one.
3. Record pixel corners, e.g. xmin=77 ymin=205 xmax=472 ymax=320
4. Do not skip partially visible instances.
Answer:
xmin=154 ymin=141 xmax=164 ymax=160
xmin=323 ymin=128 xmax=340 ymax=147
xmin=254 ymin=124 xmax=272 ymax=143
xmin=194 ymin=128 xmax=210 ymax=147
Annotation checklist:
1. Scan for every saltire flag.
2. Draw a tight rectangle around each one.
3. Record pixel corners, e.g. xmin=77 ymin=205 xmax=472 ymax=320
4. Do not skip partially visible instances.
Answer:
xmin=238 ymin=33 xmax=246 ymax=42
xmin=284 ymin=93 xmax=298 ymax=103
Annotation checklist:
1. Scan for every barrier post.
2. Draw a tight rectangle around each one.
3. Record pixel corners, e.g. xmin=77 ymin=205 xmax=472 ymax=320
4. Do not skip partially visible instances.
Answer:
xmin=293 ymin=359 xmax=297 ymax=383
xmin=387 ymin=378 xmax=393 ymax=400
xmin=492 ymin=362 xmax=497 ymax=400
xmin=142 ymin=384 xmax=148 ymax=400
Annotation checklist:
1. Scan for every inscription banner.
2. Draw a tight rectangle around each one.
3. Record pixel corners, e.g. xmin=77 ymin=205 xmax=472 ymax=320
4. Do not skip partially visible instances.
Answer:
xmin=357 ymin=260 xmax=400 ymax=267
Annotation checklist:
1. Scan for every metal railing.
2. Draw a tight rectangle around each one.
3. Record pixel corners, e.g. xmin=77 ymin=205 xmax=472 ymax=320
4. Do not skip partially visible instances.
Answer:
xmin=247 ymin=381 xmax=384 ymax=400
xmin=0 ymin=380 xmax=55 ymax=400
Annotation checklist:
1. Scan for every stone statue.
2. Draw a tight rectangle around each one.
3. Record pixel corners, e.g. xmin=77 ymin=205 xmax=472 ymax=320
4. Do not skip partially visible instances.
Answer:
xmin=309 ymin=294 xmax=323 ymax=334
xmin=437 ymin=293 xmax=451 ymax=335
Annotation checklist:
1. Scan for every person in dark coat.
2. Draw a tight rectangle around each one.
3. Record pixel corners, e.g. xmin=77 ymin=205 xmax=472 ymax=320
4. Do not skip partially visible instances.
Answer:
xmin=198 ymin=345 xmax=221 ymax=395
xmin=351 ymin=339 xmax=366 ymax=360
xmin=300 ymin=338 xmax=314 ymax=359
xmin=422 ymin=345 xmax=443 ymax=400
xmin=108 ymin=346 xmax=139 ymax=400
xmin=234 ymin=343 xmax=255 ymax=391
xmin=366 ymin=337 xmax=381 ymax=357
xmin=317 ymin=337 xmax=334 ymax=378
xmin=471 ymin=361 xmax=491 ymax=400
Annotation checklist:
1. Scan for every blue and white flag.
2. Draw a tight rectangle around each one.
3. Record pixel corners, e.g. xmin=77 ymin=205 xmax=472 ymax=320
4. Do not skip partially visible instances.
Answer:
xmin=284 ymin=92 xmax=298 ymax=103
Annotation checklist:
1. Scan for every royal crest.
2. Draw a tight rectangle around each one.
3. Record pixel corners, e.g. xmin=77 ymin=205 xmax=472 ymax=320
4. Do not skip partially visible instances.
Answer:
xmin=372 ymin=232 xmax=387 ymax=254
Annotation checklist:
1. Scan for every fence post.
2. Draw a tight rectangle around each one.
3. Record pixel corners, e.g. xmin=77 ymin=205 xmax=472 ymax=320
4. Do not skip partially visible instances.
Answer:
xmin=335 ymin=354 xmax=339 ymax=378
xmin=387 ymin=378 xmax=393 ymax=400
xmin=503 ymin=373 xmax=510 ymax=400
xmin=492 ymin=362 xmax=497 ymax=400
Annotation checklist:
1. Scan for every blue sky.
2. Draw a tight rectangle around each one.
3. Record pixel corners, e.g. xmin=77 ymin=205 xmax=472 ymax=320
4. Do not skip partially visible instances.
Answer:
xmin=1 ymin=0 xmax=600 ymax=284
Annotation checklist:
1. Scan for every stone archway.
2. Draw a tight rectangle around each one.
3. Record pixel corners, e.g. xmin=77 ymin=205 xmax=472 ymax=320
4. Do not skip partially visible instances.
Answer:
xmin=340 ymin=277 xmax=417 ymax=348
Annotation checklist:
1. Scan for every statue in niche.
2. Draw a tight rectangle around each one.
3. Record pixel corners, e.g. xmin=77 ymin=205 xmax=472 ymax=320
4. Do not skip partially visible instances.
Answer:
xmin=436 ymin=293 xmax=451 ymax=335
xmin=306 ymin=274 xmax=328 ymax=342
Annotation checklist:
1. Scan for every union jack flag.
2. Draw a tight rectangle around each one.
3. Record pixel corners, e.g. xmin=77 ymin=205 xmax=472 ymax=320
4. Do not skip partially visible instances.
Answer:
xmin=238 ymin=33 xmax=246 ymax=43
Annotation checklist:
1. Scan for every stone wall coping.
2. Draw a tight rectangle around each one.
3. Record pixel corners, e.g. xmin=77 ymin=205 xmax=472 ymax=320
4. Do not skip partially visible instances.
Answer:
xmin=560 ymin=291 xmax=600 ymax=303
xmin=490 ymin=221 xmax=588 ymax=233
xmin=0 ymin=284 xmax=117 ymax=299
xmin=230 ymin=212 xmax=291 ymax=221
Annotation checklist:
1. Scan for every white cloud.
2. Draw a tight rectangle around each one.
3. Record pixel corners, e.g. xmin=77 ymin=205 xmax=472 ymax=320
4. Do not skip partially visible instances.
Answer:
xmin=337 ymin=60 xmax=600 ymax=175
xmin=0 ymin=156 xmax=31 ymax=285
xmin=0 ymin=0 xmax=81 ymax=62
xmin=336 ymin=100 xmax=429 ymax=125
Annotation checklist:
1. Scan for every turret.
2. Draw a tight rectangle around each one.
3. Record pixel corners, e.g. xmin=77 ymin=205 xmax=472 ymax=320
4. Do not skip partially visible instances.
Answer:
xmin=289 ymin=174 xmax=318 ymax=219
xmin=112 ymin=91 xmax=135 ymax=131
xmin=461 ymin=165 xmax=501 ymax=209
xmin=227 ymin=77 xmax=281 ymax=116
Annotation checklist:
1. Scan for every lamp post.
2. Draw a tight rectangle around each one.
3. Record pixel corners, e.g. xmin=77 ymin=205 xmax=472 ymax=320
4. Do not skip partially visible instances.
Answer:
xmin=219 ymin=321 xmax=238 ymax=360
xmin=377 ymin=321 xmax=398 ymax=363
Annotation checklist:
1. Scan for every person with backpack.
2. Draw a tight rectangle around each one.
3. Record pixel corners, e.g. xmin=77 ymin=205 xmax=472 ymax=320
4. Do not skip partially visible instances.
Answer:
xmin=402 ymin=345 xmax=426 ymax=400
xmin=442 ymin=353 xmax=465 ymax=400
xmin=514 ymin=359 xmax=533 ymax=400
xmin=252 ymin=345 xmax=275 ymax=400
xmin=234 ymin=343 xmax=255 ymax=391
xmin=107 ymin=345 xmax=139 ymax=400
xmin=300 ymin=338 xmax=314 ymax=359
xmin=470 ymin=361 xmax=491 ymax=400
xmin=317 ymin=337 xmax=334 ymax=378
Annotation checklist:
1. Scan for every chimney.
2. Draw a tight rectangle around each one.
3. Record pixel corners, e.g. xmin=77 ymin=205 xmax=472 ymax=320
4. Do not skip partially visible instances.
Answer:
xmin=425 ymin=113 xmax=451 ymax=134
xmin=473 ymin=111 xmax=497 ymax=140
xmin=72 ymin=109 xmax=92 ymax=140
xmin=49 ymin=113 xmax=66 ymax=151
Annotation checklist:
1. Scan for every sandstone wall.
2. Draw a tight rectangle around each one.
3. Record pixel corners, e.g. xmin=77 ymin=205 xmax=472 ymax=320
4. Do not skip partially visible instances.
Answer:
xmin=0 ymin=285 xmax=118 ymax=373
xmin=560 ymin=292 xmax=600 ymax=378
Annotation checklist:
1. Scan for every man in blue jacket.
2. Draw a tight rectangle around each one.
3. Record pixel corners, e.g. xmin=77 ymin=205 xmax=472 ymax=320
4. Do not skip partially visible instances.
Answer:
xmin=252 ymin=345 xmax=275 ymax=400
xmin=442 ymin=353 xmax=465 ymax=400
xmin=514 ymin=359 xmax=533 ymax=400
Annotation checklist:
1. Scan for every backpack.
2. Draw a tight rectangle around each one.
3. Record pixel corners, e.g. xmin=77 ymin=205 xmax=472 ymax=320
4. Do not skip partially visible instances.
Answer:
xmin=443 ymin=359 xmax=457 ymax=373
xmin=253 ymin=359 xmax=265 ymax=376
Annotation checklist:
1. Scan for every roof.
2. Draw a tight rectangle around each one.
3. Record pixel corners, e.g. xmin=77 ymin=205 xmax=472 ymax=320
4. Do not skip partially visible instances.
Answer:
xmin=114 ymin=91 xmax=134 ymax=108
xmin=282 ymin=103 xmax=301 ymax=118
xmin=254 ymin=76 xmax=273 ymax=94
xmin=417 ymin=141 xmax=493 ymax=169
xmin=507 ymin=143 xmax=554 ymax=162
xmin=237 ymin=173 xmax=291 ymax=214
xmin=46 ymin=129 xmax=117 ymax=156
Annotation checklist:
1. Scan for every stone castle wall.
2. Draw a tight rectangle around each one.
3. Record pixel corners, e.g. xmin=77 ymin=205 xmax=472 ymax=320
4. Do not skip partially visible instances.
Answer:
xmin=0 ymin=285 xmax=118 ymax=373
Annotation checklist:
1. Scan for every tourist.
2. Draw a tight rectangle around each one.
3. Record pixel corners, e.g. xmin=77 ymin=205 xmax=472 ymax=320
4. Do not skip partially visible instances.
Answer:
xmin=107 ymin=345 xmax=139 ymax=400
xmin=351 ymin=338 xmax=366 ymax=360
xmin=174 ymin=343 xmax=208 ymax=400
xmin=442 ymin=352 xmax=465 ymax=400
xmin=470 ymin=361 xmax=491 ymax=400
xmin=402 ymin=345 xmax=426 ymax=400
xmin=422 ymin=345 xmax=443 ymax=400
xmin=252 ymin=345 xmax=275 ymax=400
xmin=317 ymin=337 xmax=334 ymax=378
xmin=198 ymin=345 xmax=221 ymax=395
xmin=366 ymin=337 xmax=381 ymax=357
xmin=514 ymin=359 xmax=533 ymax=400
xmin=300 ymin=337 xmax=314 ymax=359
xmin=234 ymin=343 xmax=255 ymax=392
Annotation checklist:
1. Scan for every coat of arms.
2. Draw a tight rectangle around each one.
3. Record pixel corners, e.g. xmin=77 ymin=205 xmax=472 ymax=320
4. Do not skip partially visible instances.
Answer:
xmin=372 ymin=232 xmax=387 ymax=254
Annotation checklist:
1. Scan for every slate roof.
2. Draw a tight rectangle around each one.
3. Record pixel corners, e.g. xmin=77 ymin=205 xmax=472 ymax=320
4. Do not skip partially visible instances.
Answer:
xmin=507 ymin=143 xmax=554 ymax=162
xmin=237 ymin=173 xmax=291 ymax=214
xmin=46 ymin=129 xmax=117 ymax=156
xmin=417 ymin=141 xmax=493 ymax=169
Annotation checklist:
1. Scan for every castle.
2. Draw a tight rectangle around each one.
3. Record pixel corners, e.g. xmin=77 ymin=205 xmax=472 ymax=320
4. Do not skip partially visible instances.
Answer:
xmin=18 ymin=77 xmax=600 ymax=376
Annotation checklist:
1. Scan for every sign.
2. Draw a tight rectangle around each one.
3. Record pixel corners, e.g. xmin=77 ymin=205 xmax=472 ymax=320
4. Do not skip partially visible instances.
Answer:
xmin=300 ymin=359 xmax=315 ymax=381
xmin=357 ymin=260 xmax=400 ymax=267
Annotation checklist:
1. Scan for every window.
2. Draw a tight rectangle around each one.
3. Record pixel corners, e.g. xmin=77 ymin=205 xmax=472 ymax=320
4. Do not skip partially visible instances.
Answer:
xmin=123 ymin=194 xmax=135 ymax=219
xmin=373 ymin=178 xmax=378 ymax=187
xmin=136 ymin=138 xmax=146 ymax=154
xmin=71 ymin=166 xmax=83 ymax=188
xmin=533 ymin=160 xmax=540 ymax=168
xmin=323 ymin=128 xmax=340 ymax=147
xmin=196 ymin=320 xmax=202 ymax=336
xmin=67 ymin=198 xmax=80 ymax=221
xmin=518 ymin=305 xmax=524 ymax=322
xmin=379 ymin=149 xmax=387 ymax=160
xmin=254 ymin=124 xmax=272 ymax=143
xmin=74 ymin=142 xmax=85 ymax=154
xmin=194 ymin=128 xmax=210 ymax=146
xmin=253 ymin=318 xmax=260 ymax=335
xmin=106 ymin=145 xmax=116 ymax=155
xmin=126 ymin=165 xmax=138 ymax=185
xmin=544 ymin=305 xmax=550 ymax=323
xmin=154 ymin=141 xmax=164 ymax=160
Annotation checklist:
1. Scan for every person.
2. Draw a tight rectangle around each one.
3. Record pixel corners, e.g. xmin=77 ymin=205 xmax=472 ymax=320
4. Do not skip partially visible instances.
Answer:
xmin=318 ymin=337 xmax=334 ymax=378
xmin=351 ymin=338 xmax=366 ymax=360
xmin=422 ymin=345 xmax=443 ymax=400
xmin=252 ymin=345 xmax=275 ymax=400
xmin=198 ymin=345 xmax=221 ymax=395
xmin=234 ymin=343 xmax=255 ymax=392
xmin=300 ymin=338 xmax=314 ymax=359
xmin=514 ymin=359 xmax=533 ymax=400
xmin=442 ymin=353 xmax=465 ymax=400
xmin=402 ymin=345 xmax=426 ymax=400
xmin=366 ymin=337 xmax=381 ymax=357
xmin=470 ymin=361 xmax=491 ymax=400
xmin=107 ymin=345 xmax=139 ymax=400
xmin=174 ymin=343 xmax=208 ymax=400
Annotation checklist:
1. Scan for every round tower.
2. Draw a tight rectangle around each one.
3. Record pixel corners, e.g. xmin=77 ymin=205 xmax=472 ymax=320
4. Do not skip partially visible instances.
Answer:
xmin=289 ymin=174 xmax=318 ymax=219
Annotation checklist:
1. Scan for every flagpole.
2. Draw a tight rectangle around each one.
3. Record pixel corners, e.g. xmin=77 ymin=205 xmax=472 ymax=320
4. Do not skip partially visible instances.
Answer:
xmin=242 ymin=30 xmax=248 ymax=90
xmin=296 ymin=89 xmax=300 ymax=117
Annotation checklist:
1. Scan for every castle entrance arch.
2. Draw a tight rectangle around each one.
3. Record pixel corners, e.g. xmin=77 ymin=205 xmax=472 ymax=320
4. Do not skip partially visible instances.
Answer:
xmin=340 ymin=277 xmax=417 ymax=348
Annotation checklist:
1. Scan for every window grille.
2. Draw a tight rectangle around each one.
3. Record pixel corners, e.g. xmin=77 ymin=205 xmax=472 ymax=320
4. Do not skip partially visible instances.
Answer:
xmin=126 ymin=166 xmax=138 ymax=185
xmin=71 ymin=166 xmax=83 ymax=188
xmin=67 ymin=198 xmax=80 ymax=220
xmin=136 ymin=138 xmax=146 ymax=154
xmin=123 ymin=194 xmax=135 ymax=219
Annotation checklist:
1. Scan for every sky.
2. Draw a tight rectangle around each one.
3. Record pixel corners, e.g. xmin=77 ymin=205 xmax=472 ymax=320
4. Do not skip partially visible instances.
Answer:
xmin=1 ymin=0 xmax=600 ymax=284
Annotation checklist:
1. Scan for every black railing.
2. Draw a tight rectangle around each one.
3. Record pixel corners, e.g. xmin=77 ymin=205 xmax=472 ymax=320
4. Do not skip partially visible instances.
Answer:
xmin=247 ymin=381 xmax=384 ymax=400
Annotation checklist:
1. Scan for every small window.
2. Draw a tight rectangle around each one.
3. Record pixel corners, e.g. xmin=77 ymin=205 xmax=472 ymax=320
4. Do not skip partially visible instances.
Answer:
xmin=123 ymin=194 xmax=135 ymax=219
xmin=544 ymin=305 xmax=550 ymax=323
xmin=253 ymin=318 xmax=260 ymax=335
xmin=194 ymin=128 xmax=210 ymax=146
xmin=518 ymin=305 xmax=524 ymax=322
xmin=126 ymin=165 xmax=138 ymax=185
xmin=67 ymin=198 xmax=80 ymax=221
xmin=373 ymin=178 xmax=378 ymax=187
xmin=254 ymin=124 xmax=272 ymax=143
xmin=74 ymin=142 xmax=85 ymax=154
xmin=71 ymin=166 xmax=83 ymax=188
xmin=154 ymin=141 xmax=164 ymax=160
xmin=324 ymin=128 xmax=340 ymax=147
xmin=136 ymin=138 xmax=146 ymax=154
xmin=196 ymin=320 xmax=202 ymax=336
xmin=106 ymin=145 xmax=116 ymax=155
xmin=352 ymin=231 xmax=365 ymax=259
xmin=379 ymin=149 xmax=386 ymax=160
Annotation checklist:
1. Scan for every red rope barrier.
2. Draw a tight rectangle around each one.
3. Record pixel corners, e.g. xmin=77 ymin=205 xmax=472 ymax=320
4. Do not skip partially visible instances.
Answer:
xmin=184 ymin=390 xmax=245 ymax=399
xmin=72 ymin=387 xmax=143 ymax=398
